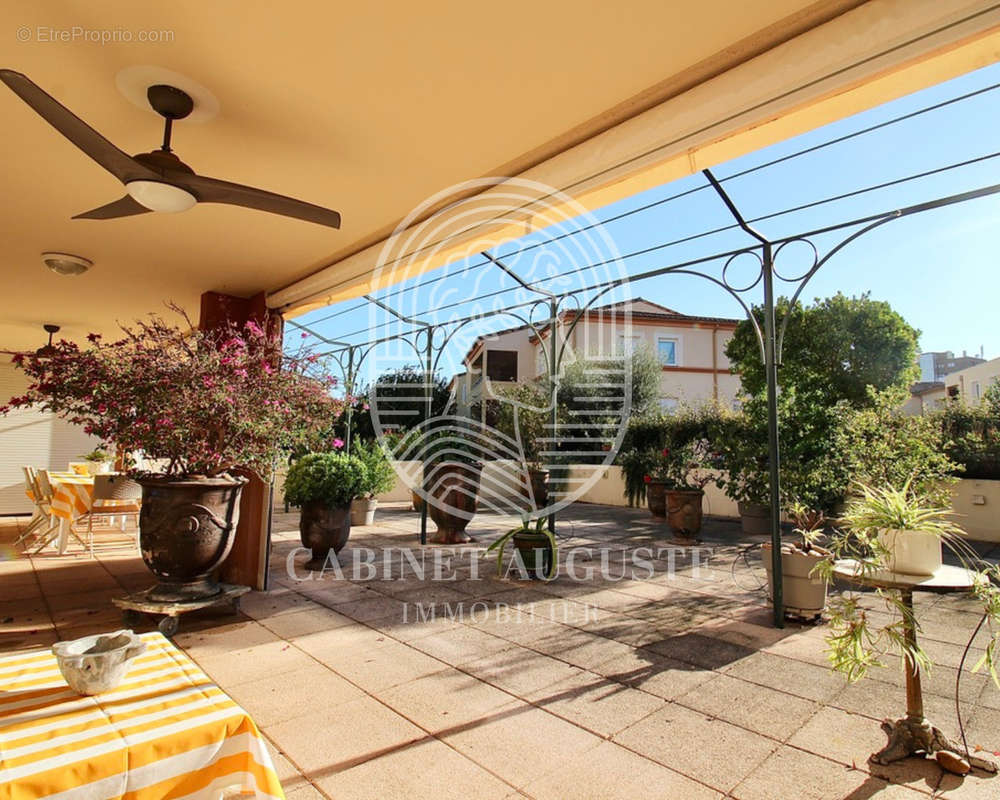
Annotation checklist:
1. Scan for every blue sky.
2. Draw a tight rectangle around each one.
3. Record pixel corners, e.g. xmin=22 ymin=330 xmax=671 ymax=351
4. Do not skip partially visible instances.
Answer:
xmin=297 ymin=61 xmax=1000 ymax=383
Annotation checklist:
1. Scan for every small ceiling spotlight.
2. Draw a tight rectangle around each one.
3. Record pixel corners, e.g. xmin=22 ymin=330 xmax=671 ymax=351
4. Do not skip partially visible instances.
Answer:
xmin=42 ymin=252 xmax=92 ymax=276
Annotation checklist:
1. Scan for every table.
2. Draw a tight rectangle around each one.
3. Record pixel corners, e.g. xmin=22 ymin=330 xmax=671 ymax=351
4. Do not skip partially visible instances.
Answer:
xmin=0 ymin=632 xmax=285 ymax=798
xmin=46 ymin=472 xmax=137 ymax=555
xmin=833 ymin=559 xmax=997 ymax=773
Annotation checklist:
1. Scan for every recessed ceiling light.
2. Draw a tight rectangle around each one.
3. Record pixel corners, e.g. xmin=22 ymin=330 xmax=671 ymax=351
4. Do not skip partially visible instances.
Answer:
xmin=42 ymin=252 xmax=92 ymax=276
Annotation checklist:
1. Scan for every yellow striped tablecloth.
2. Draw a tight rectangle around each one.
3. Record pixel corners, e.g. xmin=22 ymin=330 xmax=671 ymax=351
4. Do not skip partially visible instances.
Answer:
xmin=0 ymin=633 xmax=284 ymax=799
xmin=46 ymin=472 xmax=96 ymax=522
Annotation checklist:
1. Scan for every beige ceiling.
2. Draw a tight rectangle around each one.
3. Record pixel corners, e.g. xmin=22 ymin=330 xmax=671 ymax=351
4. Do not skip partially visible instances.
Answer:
xmin=0 ymin=0 xmax=877 ymax=351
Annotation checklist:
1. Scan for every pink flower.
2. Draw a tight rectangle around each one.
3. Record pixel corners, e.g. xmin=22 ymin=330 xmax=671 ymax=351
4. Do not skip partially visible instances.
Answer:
xmin=643 ymin=475 xmax=652 ymax=483
xmin=332 ymin=438 xmax=344 ymax=450
xmin=262 ymin=363 xmax=274 ymax=374
xmin=245 ymin=320 xmax=264 ymax=337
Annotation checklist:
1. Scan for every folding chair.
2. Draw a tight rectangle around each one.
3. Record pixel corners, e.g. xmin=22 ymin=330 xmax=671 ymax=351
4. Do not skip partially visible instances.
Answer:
xmin=28 ymin=469 xmax=62 ymax=553
xmin=15 ymin=467 xmax=57 ymax=548
xmin=75 ymin=474 xmax=142 ymax=558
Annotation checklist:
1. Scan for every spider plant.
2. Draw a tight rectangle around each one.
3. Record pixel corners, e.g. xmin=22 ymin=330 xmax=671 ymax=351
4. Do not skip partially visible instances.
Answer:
xmin=838 ymin=478 xmax=963 ymax=540
xmin=486 ymin=516 xmax=557 ymax=581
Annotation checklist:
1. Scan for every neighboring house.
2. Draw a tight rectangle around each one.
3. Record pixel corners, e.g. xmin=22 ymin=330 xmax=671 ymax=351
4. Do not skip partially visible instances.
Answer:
xmin=943 ymin=356 xmax=1000 ymax=407
xmin=903 ymin=381 xmax=947 ymax=416
xmin=451 ymin=298 xmax=741 ymax=414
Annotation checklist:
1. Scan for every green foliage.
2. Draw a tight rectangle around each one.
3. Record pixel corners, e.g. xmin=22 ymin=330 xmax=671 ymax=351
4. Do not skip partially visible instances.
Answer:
xmin=80 ymin=447 xmax=111 ymax=462
xmin=352 ymin=440 xmax=397 ymax=498
xmin=709 ymin=405 xmax=770 ymax=506
xmin=495 ymin=382 xmax=549 ymax=466
xmin=284 ymin=452 xmax=367 ymax=507
xmin=838 ymin=478 xmax=963 ymax=539
xmin=553 ymin=349 xmax=661 ymax=462
xmin=726 ymin=292 xmax=919 ymax=407
xmin=936 ymin=387 xmax=1000 ymax=480
xmin=342 ymin=366 xmax=452 ymax=441
xmin=617 ymin=403 xmax=727 ymax=505
xmin=833 ymin=387 xmax=958 ymax=504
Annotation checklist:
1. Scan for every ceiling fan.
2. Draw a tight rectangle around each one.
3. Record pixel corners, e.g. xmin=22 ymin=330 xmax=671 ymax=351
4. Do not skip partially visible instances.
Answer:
xmin=0 ymin=69 xmax=341 ymax=229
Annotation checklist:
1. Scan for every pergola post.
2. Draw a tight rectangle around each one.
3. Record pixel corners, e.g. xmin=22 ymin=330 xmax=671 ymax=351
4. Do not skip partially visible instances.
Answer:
xmin=199 ymin=290 xmax=277 ymax=591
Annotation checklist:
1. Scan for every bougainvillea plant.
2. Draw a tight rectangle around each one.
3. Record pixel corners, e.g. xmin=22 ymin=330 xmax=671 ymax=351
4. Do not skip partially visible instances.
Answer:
xmin=644 ymin=439 xmax=718 ymax=490
xmin=2 ymin=309 xmax=342 ymax=479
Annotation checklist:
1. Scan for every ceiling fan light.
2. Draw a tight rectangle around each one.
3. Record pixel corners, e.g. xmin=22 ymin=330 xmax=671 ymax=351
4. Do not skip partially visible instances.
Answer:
xmin=41 ymin=252 xmax=91 ymax=276
xmin=126 ymin=180 xmax=196 ymax=213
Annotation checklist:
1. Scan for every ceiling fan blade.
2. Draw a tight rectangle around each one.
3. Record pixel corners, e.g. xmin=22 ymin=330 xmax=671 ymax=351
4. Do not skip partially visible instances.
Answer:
xmin=0 ymin=69 xmax=155 ymax=184
xmin=73 ymin=195 xmax=152 ymax=220
xmin=175 ymin=173 xmax=341 ymax=229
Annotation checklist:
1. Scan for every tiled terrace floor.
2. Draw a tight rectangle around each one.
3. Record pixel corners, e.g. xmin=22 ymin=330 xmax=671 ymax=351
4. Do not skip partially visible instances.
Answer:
xmin=2 ymin=504 xmax=1000 ymax=799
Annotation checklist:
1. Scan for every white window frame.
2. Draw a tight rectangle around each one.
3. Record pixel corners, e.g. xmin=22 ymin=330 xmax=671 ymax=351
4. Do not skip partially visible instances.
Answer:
xmin=618 ymin=334 xmax=642 ymax=356
xmin=657 ymin=336 xmax=680 ymax=366
xmin=657 ymin=333 xmax=683 ymax=366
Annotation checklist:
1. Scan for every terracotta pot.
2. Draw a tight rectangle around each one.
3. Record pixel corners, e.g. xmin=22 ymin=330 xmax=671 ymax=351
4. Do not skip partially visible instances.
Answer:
xmin=513 ymin=529 xmax=553 ymax=579
xmin=762 ymin=542 xmax=828 ymax=620
xmin=425 ymin=461 xmax=481 ymax=544
xmin=299 ymin=501 xmax=352 ymax=570
xmin=665 ymin=488 xmax=704 ymax=539
xmin=137 ymin=474 xmax=247 ymax=602
xmin=351 ymin=497 xmax=378 ymax=526
xmin=527 ymin=469 xmax=549 ymax=508
xmin=738 ymin=501 xmax=771 ymax=536
xmin=646 ymin=480 xmax=667 ymax=518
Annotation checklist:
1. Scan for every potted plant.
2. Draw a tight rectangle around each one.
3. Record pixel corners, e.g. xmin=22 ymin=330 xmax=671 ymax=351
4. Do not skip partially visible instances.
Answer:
xmin=836 ymin=478 xmax=962 ymax=577
xmin=2 ymin=311 xmax=338 ymax=601
xmin=351 ymin=440 xmax=397 ymax=525
xmin=710 ymin=410 xmax=772 ymax=535
xmin=80 ymin=447 xmax=114 ymax=475
xmin=762 ymin=502 xmax=830 ymax=620
xmin=422 ymin=426 xmax=482 ymax=544
xmin=496 ymin=383 xmax=550 ymax=509
xmin=285 ymin=451 xmax=367 ymax=569
xmin=487 ymin=516 xmax=557 ymax=580
xmin=645 ymin=438 xmax=716 ymax=541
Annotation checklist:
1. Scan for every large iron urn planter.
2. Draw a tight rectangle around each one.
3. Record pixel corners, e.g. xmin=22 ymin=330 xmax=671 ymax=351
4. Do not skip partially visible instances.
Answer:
xmin=665 ymin=488 xmax=704 ymax=541
xmin=426 ymin=461 xmax=481 ymax=544
xmin=300 ymin=501 xmax=352 ymax=570
xmin=646 ymin=480 xmax=667 ymax=518
xmin=137 ymin=474 xmax=247 ymax=602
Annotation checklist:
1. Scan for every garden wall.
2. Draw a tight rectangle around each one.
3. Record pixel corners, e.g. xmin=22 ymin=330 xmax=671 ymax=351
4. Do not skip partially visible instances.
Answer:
xmin=285 ymin=460 xmax=1000 ymax=544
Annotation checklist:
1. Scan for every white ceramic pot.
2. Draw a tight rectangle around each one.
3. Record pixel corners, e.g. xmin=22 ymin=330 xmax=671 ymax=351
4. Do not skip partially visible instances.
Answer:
xmin=877 ymin=529 xmax=943 ymax=576
xmin=351 ymin=497 xmax=378 ymax=526
xmin=52 ymin=630 xmax=146 ymax=695
xmin=762 ymin=543 xmax=828 ymax=620
xmin=86 ymin=460 xmax=112 ymax=475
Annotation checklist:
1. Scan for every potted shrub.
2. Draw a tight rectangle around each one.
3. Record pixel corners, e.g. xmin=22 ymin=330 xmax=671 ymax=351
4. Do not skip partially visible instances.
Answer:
xmin=351 ymin=440 xmax=397 ymax=525
xmin=644 ymin=438 xmax=716 ymax=541
xmin=487 ymin=516 xmax=557 ymax=580
xmin=285 ymin=452 xmax=367 ymax=569
xmin=836 ymin=479 xmax=962 ymax=576
xmin=80 ymin=447 xmax=114 ymax=475
xmin=496 ymin=383 xmax=550 ymax=509
xmin=761 ymin=502 xmax=830 ymax=620
xmin=710 ymin=411 xmax=772 ymax=535
xmin=2 ymin=311 xmax=338 ymax=601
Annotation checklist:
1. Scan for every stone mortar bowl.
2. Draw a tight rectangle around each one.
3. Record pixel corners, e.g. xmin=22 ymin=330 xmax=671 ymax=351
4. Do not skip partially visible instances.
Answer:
xmin=52 ymin=630 xmax=146 ymax=695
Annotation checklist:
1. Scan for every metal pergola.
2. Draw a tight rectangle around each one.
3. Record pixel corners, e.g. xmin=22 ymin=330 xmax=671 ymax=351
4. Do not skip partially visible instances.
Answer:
xmin=288 ymin=79 xmax=1000 ymax=628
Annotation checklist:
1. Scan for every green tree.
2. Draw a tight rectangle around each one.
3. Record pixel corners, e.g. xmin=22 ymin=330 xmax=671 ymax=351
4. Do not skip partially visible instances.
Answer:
xmin=726 ymin=292 xmax=919 ymax=407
